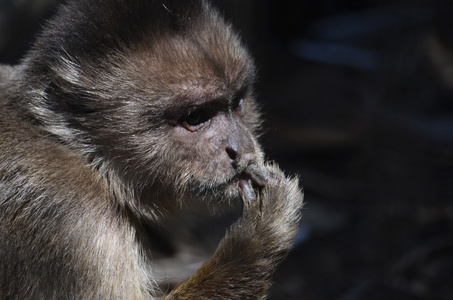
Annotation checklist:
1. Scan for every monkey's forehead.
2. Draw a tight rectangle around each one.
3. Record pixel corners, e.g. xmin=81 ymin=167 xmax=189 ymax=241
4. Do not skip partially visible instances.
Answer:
xmin=123 ymin=36 xmax=254 ymax=95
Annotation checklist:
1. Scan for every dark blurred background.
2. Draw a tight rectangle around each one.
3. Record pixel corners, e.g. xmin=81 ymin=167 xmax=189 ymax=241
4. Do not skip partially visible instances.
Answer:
xmin=1 ymin=0 xmax=452 ymax=299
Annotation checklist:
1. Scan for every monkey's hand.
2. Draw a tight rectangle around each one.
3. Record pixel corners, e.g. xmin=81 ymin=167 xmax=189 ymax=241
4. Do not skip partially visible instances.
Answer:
xmin=167 ymin=162 xmax=303 ymax=300
xmin=239 ymin=162 xmax=303 ymax=261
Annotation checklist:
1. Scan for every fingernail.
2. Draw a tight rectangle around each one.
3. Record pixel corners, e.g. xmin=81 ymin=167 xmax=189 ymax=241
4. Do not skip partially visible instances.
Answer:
xmin=239 ymin=179 xmax=256 ymax=201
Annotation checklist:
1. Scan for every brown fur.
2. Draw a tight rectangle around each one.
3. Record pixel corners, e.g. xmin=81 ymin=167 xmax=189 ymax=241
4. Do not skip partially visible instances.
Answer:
xmin=0 ymin=0 xmax=303 ymax=299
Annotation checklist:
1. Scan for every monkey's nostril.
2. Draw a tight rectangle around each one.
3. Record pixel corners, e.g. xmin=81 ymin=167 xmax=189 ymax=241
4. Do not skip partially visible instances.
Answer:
xmin=226 ymin=147 xmax=238 ymax=160
xmin=226 ymin=146 xmax=240 ymax=167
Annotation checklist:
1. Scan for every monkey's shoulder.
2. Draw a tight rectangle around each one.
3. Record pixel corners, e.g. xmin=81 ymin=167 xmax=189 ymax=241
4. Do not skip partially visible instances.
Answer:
xmin=0 ymin=102 xmax=103 ymax=198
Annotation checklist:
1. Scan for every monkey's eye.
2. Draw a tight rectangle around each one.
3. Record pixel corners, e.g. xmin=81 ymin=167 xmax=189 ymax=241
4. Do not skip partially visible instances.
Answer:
xmin=231 ymin=96 xmax=243 ymax=111
xmin=183 ymin=108 xmax=210 ymax=131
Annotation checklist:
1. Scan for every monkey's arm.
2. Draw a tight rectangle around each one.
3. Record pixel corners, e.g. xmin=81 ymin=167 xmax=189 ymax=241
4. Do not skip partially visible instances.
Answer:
xmin=166 ymin=163 xmax=303 ymax=300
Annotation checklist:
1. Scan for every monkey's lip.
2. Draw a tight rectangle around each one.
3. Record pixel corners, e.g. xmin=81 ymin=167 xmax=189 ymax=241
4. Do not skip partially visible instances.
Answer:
xmin=213 ymin=173 xmax=246 ymax=192
xmin=211 ymin=164 xmax=263 ymax=194
xmin=231 ymin=164 xmax=266 ymax=188
xmin=220 ymin=177 xmax=257 ymax=202
xmin=222 ymin=170 xmax=262 ymax=192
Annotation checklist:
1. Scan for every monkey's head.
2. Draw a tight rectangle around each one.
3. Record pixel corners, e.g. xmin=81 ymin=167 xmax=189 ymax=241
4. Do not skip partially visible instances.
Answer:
xmin=22 ymin=0 xmax=263 ymax=212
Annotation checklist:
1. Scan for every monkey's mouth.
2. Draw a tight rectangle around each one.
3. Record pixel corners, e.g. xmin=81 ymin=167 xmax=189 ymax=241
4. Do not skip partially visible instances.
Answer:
xmin=220 ymin=164 xmax=266 ymax=194
xmin=238 ymin=163 xmax=266 ymax=188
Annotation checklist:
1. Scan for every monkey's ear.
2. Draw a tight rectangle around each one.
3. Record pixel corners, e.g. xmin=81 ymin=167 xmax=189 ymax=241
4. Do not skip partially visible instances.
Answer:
xmin=43 ymin=81 xmax=66 ymax=111
xmin=45 ymin=81 xmax=98 ymax=115
xmin=47 ymin=55 xmax=86 ymax=92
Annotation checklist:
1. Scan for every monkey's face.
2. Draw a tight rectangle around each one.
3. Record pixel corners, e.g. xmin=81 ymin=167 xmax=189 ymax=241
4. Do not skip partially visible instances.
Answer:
xmin=91 ymin=76 xmax=263 ymax=206
xmin=120 ymin=70 xmax=262 ymax=206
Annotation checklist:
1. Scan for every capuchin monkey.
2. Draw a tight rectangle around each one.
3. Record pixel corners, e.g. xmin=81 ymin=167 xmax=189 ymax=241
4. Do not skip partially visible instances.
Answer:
xmin=0 ymin=0 xmax=303 ymax=299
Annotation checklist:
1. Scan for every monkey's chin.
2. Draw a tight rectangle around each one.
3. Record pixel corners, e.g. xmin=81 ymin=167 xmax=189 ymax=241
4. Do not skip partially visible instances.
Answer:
xmin=188 ymin=178 xmax=243 ymax=209
xmin=202 ymin=182 xmax=243 ymax=214
xmin=222 ymin=180 xmax=243 ymax=200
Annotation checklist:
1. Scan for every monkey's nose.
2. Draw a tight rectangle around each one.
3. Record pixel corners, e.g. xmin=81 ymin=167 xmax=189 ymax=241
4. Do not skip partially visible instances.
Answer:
xmin=226 ymin=147 xmax=255 ymax=170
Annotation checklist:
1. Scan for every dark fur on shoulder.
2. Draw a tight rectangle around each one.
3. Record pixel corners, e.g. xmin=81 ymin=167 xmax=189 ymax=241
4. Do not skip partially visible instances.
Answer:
xmin=0 ymin=0 xmax=303 ymax=299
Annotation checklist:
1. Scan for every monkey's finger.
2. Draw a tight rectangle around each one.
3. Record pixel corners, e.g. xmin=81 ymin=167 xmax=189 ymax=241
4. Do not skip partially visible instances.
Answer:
xmin=243 ymin=164 xmax=267 ymax=188
xmin=238 ymin=179 xmax=256 ymax=202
